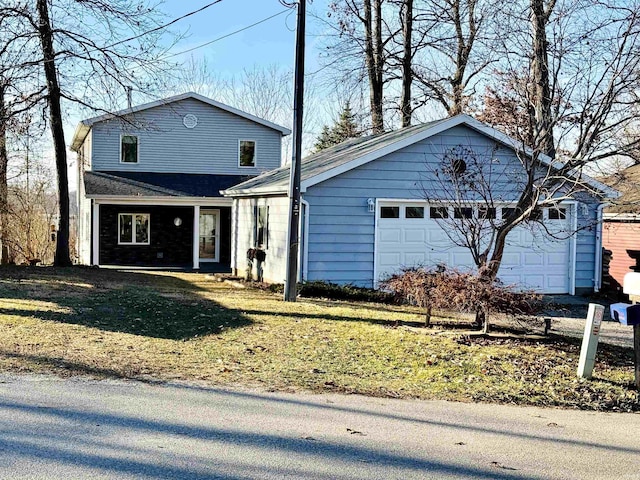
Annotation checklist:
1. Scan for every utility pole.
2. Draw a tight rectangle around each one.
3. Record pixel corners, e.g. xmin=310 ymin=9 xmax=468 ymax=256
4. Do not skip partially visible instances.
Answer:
xmin=284 ymin=0 xmax=306 ymax=302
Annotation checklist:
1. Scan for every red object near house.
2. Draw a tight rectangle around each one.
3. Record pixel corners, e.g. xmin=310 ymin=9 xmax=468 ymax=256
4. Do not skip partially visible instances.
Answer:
xmin=603 ymin=220 xmax=640 ymax=292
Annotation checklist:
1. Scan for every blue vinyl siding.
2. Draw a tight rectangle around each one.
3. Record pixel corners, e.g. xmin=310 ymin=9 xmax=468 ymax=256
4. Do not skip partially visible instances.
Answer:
xmin=303 ymin=125 xmax=600 ymax=289
xmin=90 ymin=97 xmax=283 ymax=175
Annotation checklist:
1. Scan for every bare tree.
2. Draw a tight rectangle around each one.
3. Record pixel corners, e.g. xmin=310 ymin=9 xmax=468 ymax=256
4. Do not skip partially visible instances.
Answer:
xmin=0 ymin=0 xmax=174 ymax=266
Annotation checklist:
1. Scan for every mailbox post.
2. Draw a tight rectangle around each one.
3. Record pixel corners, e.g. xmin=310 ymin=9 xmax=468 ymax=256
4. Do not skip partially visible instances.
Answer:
xmin=620 ymin=272 xmax=640 ymax=390
xmin=577 ymin=304 xmax=605 ymax=379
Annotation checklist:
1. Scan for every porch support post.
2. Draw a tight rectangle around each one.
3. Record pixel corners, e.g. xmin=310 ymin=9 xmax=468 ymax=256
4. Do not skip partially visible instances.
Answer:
xmin=92 ymin=201 xmax=99 ymax=266
xmin=193 ymin=205 xmax=200 ymax=270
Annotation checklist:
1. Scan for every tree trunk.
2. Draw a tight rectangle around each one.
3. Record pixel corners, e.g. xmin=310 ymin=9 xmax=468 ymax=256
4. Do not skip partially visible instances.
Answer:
xmin=530 ymin=0 xmax=556 ymax=158
xmin=425 ymin=305 xmax=431 ymax=327
xmin=0 ymin=81 xmax=9 ymax=264
xmin=37 ymin=0 xmax=72 ymax=267
xmin=400 ymin=0 xmax=413 ymax=127
xmin=364 ymin=0 xmax=384 ymax=134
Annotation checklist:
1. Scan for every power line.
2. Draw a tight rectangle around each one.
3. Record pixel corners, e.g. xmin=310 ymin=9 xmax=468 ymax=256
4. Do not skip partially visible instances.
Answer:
xmin=161 ymin=9 xmax=289 ymax=60
xmin=100 ymin=0 xmax=225 ymax=52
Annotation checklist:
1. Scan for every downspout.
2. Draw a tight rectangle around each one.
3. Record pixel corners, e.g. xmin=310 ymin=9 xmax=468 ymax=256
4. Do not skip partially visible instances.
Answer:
xmin=594 ymin=202 xmax=608 ymax=293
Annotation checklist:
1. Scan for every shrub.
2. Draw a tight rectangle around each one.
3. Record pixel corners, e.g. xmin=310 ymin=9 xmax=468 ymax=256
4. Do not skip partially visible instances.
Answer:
xmin=380 ymin=266 xmax=542 ymax=331
xmin=298 ymin=281 xmax=396 ymax=304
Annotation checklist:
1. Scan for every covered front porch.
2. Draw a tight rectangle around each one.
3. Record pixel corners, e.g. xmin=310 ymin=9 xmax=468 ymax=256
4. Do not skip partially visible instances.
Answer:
xmin=91 ymin=199 xmax=233 ymax=270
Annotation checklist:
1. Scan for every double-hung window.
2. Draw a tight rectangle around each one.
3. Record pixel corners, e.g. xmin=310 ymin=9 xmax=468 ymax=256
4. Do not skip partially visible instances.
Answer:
xmin=121 ymin=135 xmax=139 ymax=163
xmin=239 ymin=140 xmax=256 ymax=167
xmin=119 ymin=213 xmax=150 ymax=245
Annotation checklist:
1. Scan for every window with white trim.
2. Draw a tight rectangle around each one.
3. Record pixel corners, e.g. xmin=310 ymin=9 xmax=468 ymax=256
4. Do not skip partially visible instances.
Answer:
xmin=121 ymin=135 xmax=139 ymax=163
xmin=254 ymin=205 xmax=269 ymax=249
xmin=239 ymin=140 xmax=256 ymax=167
xmin=118 ymin=213 xmax=150 ymax=245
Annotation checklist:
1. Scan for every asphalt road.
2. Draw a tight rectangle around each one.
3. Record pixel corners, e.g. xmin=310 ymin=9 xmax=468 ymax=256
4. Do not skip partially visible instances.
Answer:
xmin=0 ymin=375 xmax=639 ymax=480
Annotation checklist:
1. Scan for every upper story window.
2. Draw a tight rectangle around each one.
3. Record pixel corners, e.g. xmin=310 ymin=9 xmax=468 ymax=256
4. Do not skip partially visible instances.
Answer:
xmin=121 ymin=135 xmax=139 ymax=163
xmin=239 ymin=140 xmax=256 ymax=167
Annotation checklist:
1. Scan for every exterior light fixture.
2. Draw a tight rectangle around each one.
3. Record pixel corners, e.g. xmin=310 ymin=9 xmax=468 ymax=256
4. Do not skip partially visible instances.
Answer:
xmin=174 ymin=217 xmax=182 ymax=227
xmin=367 ymin=198 xmax=375 ymax=213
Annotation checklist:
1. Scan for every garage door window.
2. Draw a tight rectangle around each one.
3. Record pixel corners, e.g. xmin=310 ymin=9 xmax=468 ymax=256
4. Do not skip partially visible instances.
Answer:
xmin=430 ymin=206 xmax=448 ymax=219
xmin=405 ymin=206 xmax=424 ymax=219
xmin=454 ymin=207 xmax=473 ymax=219
xmin=380 ymin=206 xmax=400 ymax=218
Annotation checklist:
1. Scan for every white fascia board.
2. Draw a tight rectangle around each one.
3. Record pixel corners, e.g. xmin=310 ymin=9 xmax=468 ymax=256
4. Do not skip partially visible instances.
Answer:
xmin=89 ymin=196 xmax=233 ymax=206
xmin=77 ymin=92 xmax=291 ymax=136
xmin=603 ymin=212 xmax=640 ymax=221
xmin=70 ymin=122 xmax=91 ymax=152
xmin=221 ymin=187 xmax=288 ymax=198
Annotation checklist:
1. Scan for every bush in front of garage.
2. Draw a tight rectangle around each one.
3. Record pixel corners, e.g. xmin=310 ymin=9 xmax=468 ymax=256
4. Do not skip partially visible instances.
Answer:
xmin=380 ymin=266 xmax=542 ymax=331
xmin=267 ymin=281 xmax=397 ymax=304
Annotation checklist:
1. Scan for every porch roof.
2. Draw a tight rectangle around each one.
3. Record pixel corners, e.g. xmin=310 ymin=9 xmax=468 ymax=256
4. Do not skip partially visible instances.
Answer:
xmin=84 ymin=171 xmax=250 ymax=198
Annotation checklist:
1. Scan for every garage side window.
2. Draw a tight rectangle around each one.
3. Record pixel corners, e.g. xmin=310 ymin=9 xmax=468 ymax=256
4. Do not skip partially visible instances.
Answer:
xmin=254 ymin=205 xmax=269 ymax=249
xmin=119 ymin=213 xmax=150 ymax=245
xmin=548 ymin=207 xmax=567 ymax=220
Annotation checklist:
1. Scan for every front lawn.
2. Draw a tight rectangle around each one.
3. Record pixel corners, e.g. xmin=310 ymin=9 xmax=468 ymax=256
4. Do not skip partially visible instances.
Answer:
xmin=0 ymin=267 xmax=637 ymax=411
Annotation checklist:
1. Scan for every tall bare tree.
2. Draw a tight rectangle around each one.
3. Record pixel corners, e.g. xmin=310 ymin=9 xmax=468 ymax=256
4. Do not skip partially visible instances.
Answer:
xmin=1 ymin=0 xmax=174 ymax=266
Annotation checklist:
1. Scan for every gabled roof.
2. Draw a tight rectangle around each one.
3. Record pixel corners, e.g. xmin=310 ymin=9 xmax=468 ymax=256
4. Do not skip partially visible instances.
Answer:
xmin=222 ymin=114 xmax=619 ymax=199
xmin=85 ymin=171 xmax=249 ymax=198
xmin=71 ymin=92 xmax=291 ymax=151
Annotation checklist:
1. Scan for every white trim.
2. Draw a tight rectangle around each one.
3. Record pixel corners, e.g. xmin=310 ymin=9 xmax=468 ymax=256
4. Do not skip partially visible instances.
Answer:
xmin=603 ymin=212 xmax=640 ymax=221
xmin=199 ymin=208 xmax=221 ymax=263
xmin=373 ymin=198 xmax=379 ymax=289
xmin=193 ymin=205 xmax=200 ymax=270
xmin=569 ymin=201 xmax=578 ymax=295
xmin=119 ymin=134 xmax=140 ymax=164
xmin=90 ymin=196 xmax=233 ymax=206
xmin=300 ymin=198 xmax=310 ymax=282
xmin=594 ymin=203 xmax=608 ymax=292
xmin=71 ymin=92 xmax=291 ymax=151
xmin=230 ymin=199 xmax=238 ymax=275
xmin=117 ymin=213 xmax=151 ymax=245
xmin=296 ymin=115 xmax=619 ymax=199
xmin=92 ymin=201 xmax=100 ymax=266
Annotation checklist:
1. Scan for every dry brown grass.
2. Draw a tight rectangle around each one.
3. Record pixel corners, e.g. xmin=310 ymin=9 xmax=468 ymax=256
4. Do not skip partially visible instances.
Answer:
xmin=0 ymin=266 xmax=638 ymax=411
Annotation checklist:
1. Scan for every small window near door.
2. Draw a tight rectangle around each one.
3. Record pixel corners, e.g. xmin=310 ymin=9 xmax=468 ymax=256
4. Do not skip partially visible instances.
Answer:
xmin=239 ymin=140 xmax=256 ymax=167
xmin=118 ymin=213 xmax=149 ymax=244
xmin=548 ymin=207 xmax=567 ymax=220
xmin=255 ymin=205 xmax=269 ymax=248
xmin=380 ymin=206 xmax=400 ymax=218
xmin=429 ymin=206 xmax=449 ymax=219
xmin=405 ymin=206 xmax=424 ymax=219
xmin=121 ymin=135 xmax=138 ymax=163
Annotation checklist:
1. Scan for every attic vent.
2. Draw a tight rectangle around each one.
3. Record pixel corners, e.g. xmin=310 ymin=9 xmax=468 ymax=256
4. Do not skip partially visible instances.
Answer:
xmin=183 ymin=114 xmax=198 ymax=129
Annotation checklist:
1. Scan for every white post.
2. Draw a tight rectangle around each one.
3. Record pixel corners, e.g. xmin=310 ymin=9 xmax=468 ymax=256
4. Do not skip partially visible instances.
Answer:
xmin=193 ymin=205 xmax=200 ymax=270
xmin=577 ymin=303 xmax=605 ymax=379
xmin=92 ymin=201 xmax=100 ymax=266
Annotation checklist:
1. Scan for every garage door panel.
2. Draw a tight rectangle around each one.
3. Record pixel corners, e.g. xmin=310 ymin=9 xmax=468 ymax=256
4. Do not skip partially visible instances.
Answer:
xmin=404 ymin=229 xmax=426 ymax=243
xmin=379 ymin=230 xmax=401 ymax=243
xmin=376 ymin=202 xmax=571 ymax=294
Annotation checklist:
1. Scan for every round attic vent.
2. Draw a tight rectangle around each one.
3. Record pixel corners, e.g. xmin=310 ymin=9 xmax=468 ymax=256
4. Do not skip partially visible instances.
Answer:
xmin=183 ymin=114 xmax=198 ymax=129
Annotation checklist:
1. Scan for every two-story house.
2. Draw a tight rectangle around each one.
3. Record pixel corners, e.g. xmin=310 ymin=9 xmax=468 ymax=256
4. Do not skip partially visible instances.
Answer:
xmin=71 ymin=92 xmax=290 ymax=271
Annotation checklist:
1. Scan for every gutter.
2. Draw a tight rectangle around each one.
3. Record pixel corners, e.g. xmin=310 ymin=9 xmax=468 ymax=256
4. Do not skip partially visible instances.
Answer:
xmin=594 ymin=202 xmax=609 ymax=293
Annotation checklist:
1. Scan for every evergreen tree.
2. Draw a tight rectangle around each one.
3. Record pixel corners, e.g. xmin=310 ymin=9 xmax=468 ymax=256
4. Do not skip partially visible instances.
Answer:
xmin=313 ymin=103 xmax=361 ymax=152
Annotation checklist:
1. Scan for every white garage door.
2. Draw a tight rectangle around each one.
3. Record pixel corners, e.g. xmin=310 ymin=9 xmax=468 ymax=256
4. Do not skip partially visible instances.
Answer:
xmin=375 ymin=202 xmax=572 ymax=294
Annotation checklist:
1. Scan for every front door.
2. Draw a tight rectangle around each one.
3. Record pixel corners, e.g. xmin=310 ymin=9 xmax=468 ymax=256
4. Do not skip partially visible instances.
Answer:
xmin=199 ymin=209 xmax=220 ymax=262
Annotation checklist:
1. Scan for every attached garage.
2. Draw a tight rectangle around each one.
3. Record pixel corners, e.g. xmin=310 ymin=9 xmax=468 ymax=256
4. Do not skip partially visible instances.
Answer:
xmin=224 ymin=114 xmax=617 ymax=294
xmin=375 ymin=201 xmax=574 ymax=294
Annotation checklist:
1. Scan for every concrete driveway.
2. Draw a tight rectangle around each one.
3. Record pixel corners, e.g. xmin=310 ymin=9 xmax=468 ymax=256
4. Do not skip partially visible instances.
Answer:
xmin=1 ymin=375 xmax=639 ymax=479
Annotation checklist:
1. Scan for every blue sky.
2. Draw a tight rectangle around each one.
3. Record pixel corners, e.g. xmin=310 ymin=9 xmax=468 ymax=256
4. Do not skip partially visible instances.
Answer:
xmin=161 ymin=0 xmax=321 ymax=77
